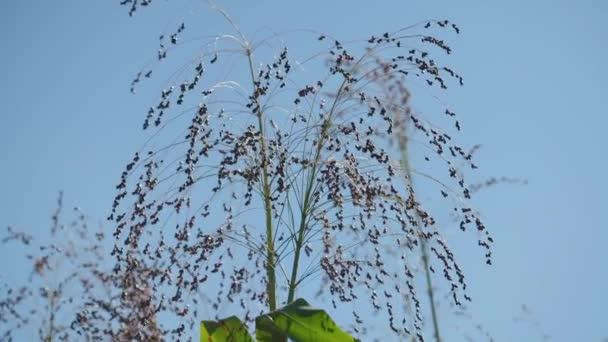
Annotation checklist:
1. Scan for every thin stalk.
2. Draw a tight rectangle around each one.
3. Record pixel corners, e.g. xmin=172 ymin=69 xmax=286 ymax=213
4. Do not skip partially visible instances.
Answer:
xmin=285 ymin=47 xmax=374 ymax=303
xmin=398 ymin=135 xmax=441 ymax=342
xmin=286 ymin=81 xmax=346 ymax=304
xmin=420 ymin=238 xmax=440 ymax=342
xmin=245 ymin=48 xmax=278 ymax=311
xmin=46 ymin=289 xmax=56 ymax=342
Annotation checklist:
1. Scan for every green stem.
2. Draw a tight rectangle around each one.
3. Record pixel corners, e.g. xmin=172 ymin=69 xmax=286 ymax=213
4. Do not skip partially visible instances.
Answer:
xmin=46 ymin=289 xmax=56 ymax=342
xmin=246 ymin=48 xmax=277 ymax=311
xmin=399 ymin=137 xmax=441 ymax=342
xmin=286 ymin=82 xmax=346 ymax=304
xmin=420 ymin=238 xmax=441 ymax=342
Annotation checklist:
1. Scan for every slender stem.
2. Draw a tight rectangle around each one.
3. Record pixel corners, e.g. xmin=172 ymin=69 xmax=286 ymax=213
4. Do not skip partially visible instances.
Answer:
xmin=285 ymin=47 xmax=379 ymax=303
xmin=286 ymin=160 xmax=317 ymax=303
xmin=399 ymin=136 xmax=441 ymax=342
xmin=420 ymin=238 xmax=441 ymax=342
xmin=46 ymin=289 xmax=56 ymax=342
xmin=286 ymin=82 xmax=346 ymax=304
xmin=245 ymin=47 xmax=277 ymax=311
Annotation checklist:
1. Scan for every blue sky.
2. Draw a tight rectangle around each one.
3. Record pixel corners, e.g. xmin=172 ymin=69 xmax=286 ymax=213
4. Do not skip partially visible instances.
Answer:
xmin=1 ymin=1 xmax=606 ymax=341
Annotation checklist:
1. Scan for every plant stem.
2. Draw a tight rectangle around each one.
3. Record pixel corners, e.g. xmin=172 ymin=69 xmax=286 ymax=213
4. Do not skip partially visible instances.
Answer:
xmin=46 ymin=289 xmax=56 ymax=342
xmin=420 ymin=238 xmax=441 ymax=342
xmin=398 ymin=137 xmax=441 ymax=342
xmin=286 ymin=82 xmax=346 ymax=304
xmin=246 ymin=48 xmax=278 ymax=311
xmin=286 ymin=160 xmax=317 ymax=303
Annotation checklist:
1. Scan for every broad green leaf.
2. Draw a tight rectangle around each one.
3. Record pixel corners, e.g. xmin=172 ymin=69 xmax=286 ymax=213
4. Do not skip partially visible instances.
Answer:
xmin=255 ymin=298 xmax=359 ymax=342
xmin=200 ymin=315 xmax=255 ymax=342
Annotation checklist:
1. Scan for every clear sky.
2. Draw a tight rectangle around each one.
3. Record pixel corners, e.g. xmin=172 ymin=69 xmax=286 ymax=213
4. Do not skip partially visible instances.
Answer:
xmin=1 ymin=1 xmax=606 ymax=341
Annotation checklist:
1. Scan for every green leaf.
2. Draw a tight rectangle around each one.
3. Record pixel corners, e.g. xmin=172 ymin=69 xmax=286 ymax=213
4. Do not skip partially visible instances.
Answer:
xmin=255 ymin=298 xmax=359 ymax=342
xmin=200 ymin=316 xmax=255 ymax=342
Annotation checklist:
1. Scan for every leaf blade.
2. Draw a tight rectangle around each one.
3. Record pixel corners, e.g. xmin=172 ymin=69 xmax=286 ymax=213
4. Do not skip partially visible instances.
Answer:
xmin=255 ymin=298 xmax=358 ymax=342
xmin=201 ymin=316 xmax=255 ymax=342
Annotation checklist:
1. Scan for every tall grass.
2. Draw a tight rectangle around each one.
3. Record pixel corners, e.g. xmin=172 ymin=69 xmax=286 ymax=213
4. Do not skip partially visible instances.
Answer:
xmin=0 ymin=2 xmax=496 ymax=341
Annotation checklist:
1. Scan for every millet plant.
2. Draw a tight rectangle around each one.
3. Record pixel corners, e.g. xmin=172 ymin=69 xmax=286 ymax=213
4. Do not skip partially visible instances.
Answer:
xmin=8 ymin=2 xmax=494 ymax=341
